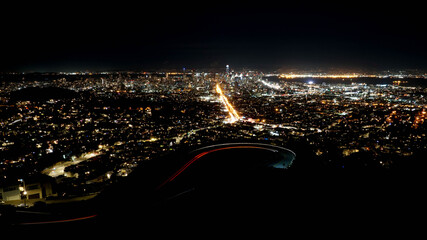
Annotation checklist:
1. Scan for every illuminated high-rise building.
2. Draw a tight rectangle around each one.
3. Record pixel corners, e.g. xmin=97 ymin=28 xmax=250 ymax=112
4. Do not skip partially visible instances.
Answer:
xmin=225 ymin=65 xmax=231 ymax=81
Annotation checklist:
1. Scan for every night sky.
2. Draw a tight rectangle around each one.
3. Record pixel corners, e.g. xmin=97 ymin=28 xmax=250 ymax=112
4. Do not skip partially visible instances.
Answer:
xmin=1 ymin=1 xmax=426 ymax=72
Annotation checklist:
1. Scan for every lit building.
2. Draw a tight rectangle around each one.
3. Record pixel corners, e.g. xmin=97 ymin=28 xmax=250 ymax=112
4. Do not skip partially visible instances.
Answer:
xmin=0 ymin=184 xmax=21 ymax=202
xmin=0 ymin=179 xmax=55 ymax=206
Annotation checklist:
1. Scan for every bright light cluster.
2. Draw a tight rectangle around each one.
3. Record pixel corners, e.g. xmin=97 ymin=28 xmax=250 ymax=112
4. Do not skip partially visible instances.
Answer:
xmin=216 ymin=83 xmax=240 ymax=123
xmin=279 ymin=74 xmax=359 ymax=79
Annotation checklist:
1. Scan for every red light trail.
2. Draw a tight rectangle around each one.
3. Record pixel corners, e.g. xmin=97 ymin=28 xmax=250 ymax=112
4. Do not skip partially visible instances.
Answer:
xmin=156 ymin=145 xmax=273 ymax=190
xmin=18 ymin=214 xmax=97 ymax=226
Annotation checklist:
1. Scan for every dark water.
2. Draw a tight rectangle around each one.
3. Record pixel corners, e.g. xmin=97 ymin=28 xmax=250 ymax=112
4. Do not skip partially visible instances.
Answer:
xmin=266 ymin=76 xmax=427 ymax=87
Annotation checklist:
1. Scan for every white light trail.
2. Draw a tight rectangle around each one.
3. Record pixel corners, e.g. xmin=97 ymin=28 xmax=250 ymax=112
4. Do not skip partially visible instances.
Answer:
xmin=260 ymin=80 xmax=282 ymax=90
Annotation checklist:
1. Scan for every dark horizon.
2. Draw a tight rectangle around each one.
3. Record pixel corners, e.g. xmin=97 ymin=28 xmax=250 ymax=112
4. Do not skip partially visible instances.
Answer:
xmin=2 ymin=1 xmax=426 ymax=73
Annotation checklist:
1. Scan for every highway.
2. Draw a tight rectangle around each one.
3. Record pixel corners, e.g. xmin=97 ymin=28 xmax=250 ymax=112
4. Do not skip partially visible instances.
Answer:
xmin=156 ymin=142 xmax=295 ymax=189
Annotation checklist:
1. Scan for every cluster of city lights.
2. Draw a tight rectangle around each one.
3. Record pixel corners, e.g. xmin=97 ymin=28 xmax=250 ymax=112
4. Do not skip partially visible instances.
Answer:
xmin=279 ymin=74 xmax=360 ymax=79
xmin=413 ymin=109 xmax=427 ymax=129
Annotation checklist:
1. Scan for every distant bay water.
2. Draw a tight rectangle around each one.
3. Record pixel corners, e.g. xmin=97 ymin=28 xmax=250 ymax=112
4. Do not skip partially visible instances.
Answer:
xmin=266 ymin=76 xmax=427 ymax=87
